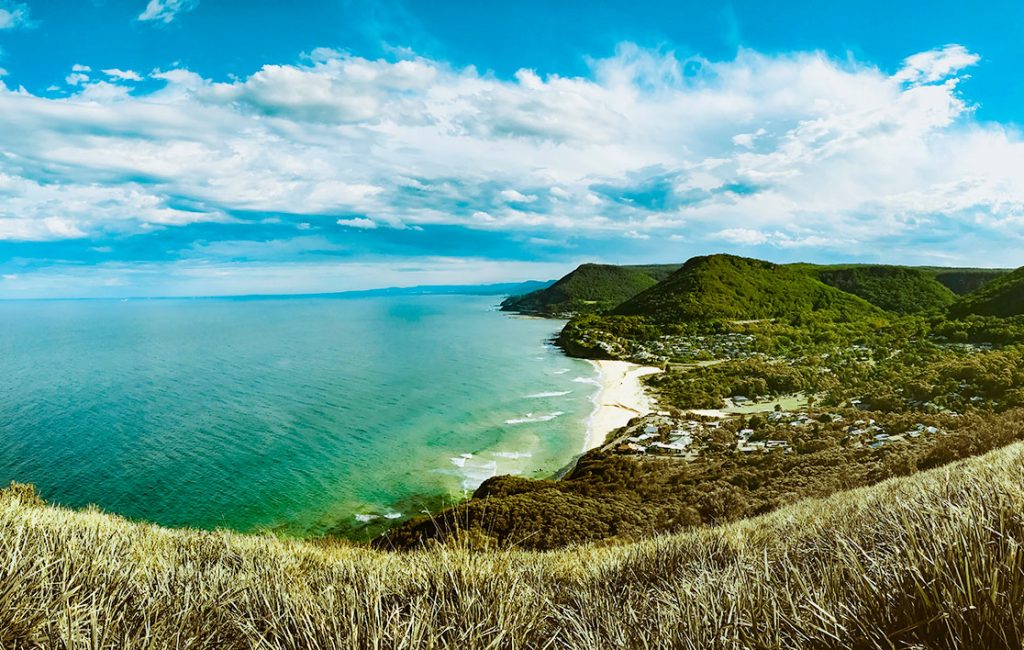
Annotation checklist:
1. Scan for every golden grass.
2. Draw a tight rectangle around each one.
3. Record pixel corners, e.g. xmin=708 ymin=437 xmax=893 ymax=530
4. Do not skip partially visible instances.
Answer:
xmin=3 ymin=443 xmax=1024 ymax=649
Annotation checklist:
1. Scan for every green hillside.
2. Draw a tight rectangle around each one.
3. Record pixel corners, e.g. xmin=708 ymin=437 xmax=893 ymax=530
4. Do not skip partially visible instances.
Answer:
xmin=950 ymin=265 xmax=1024 ymax=318
xmin=807 ymin=265 xmax=957 ymax=313
xmin=500 ymin=263 xmax=680 ymax=316
xmin=934 ymin=268 xmax=1012 ymax=295
xmin=613 ymin=254 xmax=881 ymax=322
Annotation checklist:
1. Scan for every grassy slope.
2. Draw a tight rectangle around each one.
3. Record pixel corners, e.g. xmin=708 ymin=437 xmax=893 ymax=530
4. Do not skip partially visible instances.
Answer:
xmin=614 ymin=254 xmax=882 ymax=322
xmin=4 ymin=442 xmax=1024 ymax=648
xmin=500 ymin=263 xmax=680 ymax=316
xmin=950 ymin=265 xmax=1024 ymax=318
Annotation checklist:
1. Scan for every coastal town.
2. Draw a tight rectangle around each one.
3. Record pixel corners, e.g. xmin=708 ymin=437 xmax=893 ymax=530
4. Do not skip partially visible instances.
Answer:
xmin=600 ymin=404 xmax=949 ymax=462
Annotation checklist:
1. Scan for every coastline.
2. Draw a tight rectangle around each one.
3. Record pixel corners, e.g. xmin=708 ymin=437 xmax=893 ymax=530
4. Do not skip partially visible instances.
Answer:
xmin=584 ymin=360 xmax=662 ymax=451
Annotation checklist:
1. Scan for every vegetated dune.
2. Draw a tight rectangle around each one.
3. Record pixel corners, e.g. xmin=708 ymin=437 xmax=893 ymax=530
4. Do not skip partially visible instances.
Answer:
xmin=3 ymin=440 xmax=1024 ymax=648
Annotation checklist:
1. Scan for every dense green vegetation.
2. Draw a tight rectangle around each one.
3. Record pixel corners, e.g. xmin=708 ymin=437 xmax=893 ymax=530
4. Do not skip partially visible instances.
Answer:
xmin=614 ymin=254 xmax=882 ymax=322
xmin=499 ymin=263 xmax=679 ymax=316
xmin=934 ymin=267 xmax=1011 ymax=295
xmin=950 ymin=265 xmax=1024 ymax=317
xmin=809 ymin=264 xmax=956 ymax=313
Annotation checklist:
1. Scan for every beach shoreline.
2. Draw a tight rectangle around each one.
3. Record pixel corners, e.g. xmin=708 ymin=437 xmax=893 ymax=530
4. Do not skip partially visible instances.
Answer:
xmin=584 ymin=360 xmax=662 ymax=451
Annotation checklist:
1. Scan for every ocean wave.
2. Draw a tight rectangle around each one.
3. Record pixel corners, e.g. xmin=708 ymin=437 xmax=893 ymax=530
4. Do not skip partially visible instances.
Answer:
xmin=384 ymin=512 xmax=402 ymax=520
xmin=450 ymin=453 xmax=474 ymax=468
xmin=493 ymin=450 xmax=533 ymax=459
xmin=552 ymin=369 xmax=571 ymax=375
xmin=572 ymin=376 xmax=600 ymax=386
xmin=505 ymin=411 xmax=564 ymax=425
xmin=354 ymin=513 xmax=379 ymax=523
xmin=526 ymin=390 xmax=572 ymax=398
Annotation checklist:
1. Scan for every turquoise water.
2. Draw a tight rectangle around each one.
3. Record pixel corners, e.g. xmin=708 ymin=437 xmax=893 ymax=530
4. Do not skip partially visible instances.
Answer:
xmin=0 ymin=295 xmax=596 ymax=537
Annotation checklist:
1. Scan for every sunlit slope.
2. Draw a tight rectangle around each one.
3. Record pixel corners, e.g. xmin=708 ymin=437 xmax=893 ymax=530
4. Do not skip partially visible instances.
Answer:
xmin=3 ymin=440 xmax=1024 ymax=648
xmin=614 ymin=254 xmax=882 ymax=322
xmin=500 ymin=262 xmax=680 ymax=316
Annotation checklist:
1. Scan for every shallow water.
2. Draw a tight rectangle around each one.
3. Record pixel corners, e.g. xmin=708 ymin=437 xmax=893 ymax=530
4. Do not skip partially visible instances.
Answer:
xmin=0 ymin=295 xmax=595 ymax=537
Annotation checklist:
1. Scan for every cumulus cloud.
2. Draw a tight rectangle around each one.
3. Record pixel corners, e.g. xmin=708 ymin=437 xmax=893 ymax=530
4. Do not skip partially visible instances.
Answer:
xmin=895 ymin=44 xmax=980 ymax=85
xmin=336 ymin=217 xmax=378 ymax=229
xmin=138 ymin=0 xmax=198 ymax=24
xmin=103 ymin=68 xmax=144 ymax=82
xmin=0 ymin=41 xmax=1019 ymax=279
xmin=500 ymin=189 xmax=538 ymax=203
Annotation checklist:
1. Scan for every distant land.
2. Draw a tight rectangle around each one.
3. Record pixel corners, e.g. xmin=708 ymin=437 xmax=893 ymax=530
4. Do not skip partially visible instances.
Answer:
xmin=1 ymin=280 xmax=557 ymax=302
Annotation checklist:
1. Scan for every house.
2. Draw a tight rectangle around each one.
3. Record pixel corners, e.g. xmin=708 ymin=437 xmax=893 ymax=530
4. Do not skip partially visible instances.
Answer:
xmin=628 ymin=432 xmax=658 ymax=443
xmin=650 ymin=441 xmax=689 ymax=455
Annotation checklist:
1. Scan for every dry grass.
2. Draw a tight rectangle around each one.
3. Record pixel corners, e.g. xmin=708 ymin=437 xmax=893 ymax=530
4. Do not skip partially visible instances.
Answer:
xmin=3 ymin=443 xmax=1024 ymax=649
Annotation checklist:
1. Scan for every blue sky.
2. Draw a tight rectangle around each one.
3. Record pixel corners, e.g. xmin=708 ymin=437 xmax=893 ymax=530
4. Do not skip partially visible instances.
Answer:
xmin=1 ymin=0 xmax=1023 ymax=297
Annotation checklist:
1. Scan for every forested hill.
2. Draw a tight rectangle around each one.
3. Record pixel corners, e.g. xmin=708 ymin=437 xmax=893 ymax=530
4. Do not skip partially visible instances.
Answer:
xmin=499 ymin=263 xmax=680 ymax=316
xmin=933 ymin=268 xmax=1013 ymax=295
xmin=613 ymin=254 xmax=881 ymax=322
xmin=806 ymin=265 xmax=957 ymax=314
xmin=950 ymin=266 xmax=1024 ymax=318
xmin=501 ymin=257 xmax=1012 ymax=320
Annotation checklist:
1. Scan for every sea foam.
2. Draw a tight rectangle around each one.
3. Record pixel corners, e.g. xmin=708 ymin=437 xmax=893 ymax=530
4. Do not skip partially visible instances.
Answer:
xmin=505 ymin=411 xmax=564 ymax=425
xmin=526 ymin=390 xmax=572 ymax=398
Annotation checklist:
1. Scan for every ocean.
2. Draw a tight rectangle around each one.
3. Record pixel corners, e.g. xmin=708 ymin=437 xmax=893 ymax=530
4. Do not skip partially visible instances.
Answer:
xmin=0 ymin=295 xmax=597 ymax=538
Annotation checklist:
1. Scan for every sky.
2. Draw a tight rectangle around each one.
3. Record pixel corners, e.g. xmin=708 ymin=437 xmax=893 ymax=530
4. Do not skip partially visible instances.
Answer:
xmin=1 ymin=1 xmax=1023 ymax=298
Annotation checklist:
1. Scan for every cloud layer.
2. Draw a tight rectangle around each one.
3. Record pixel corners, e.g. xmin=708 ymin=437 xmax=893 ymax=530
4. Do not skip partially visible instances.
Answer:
xmin=0 ymin=42 xmax=1021 ymax=295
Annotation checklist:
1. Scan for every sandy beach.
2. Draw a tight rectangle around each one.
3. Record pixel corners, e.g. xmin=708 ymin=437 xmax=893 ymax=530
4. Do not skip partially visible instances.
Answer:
xmin=585 ymin=360 xmax=662 ymax=450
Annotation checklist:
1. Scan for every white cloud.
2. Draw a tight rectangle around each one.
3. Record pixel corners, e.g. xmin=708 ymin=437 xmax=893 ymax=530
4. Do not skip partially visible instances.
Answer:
xmin=336 ymin=217 xmax=378 ymax=229
xmin=0 ymin=0 xmax=32 ymax=30
xmin=895 ymin=45 xmax=980 ymax=85
xmin=500 ymin=189 xmax=538 ymax=203
xmin=716 ymin=228 xmax=770 ymax=245
xmin=103 ymin=68 xmax=143 ymax=82
xmin=138 ymin=0 xmax=199 ymax=24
